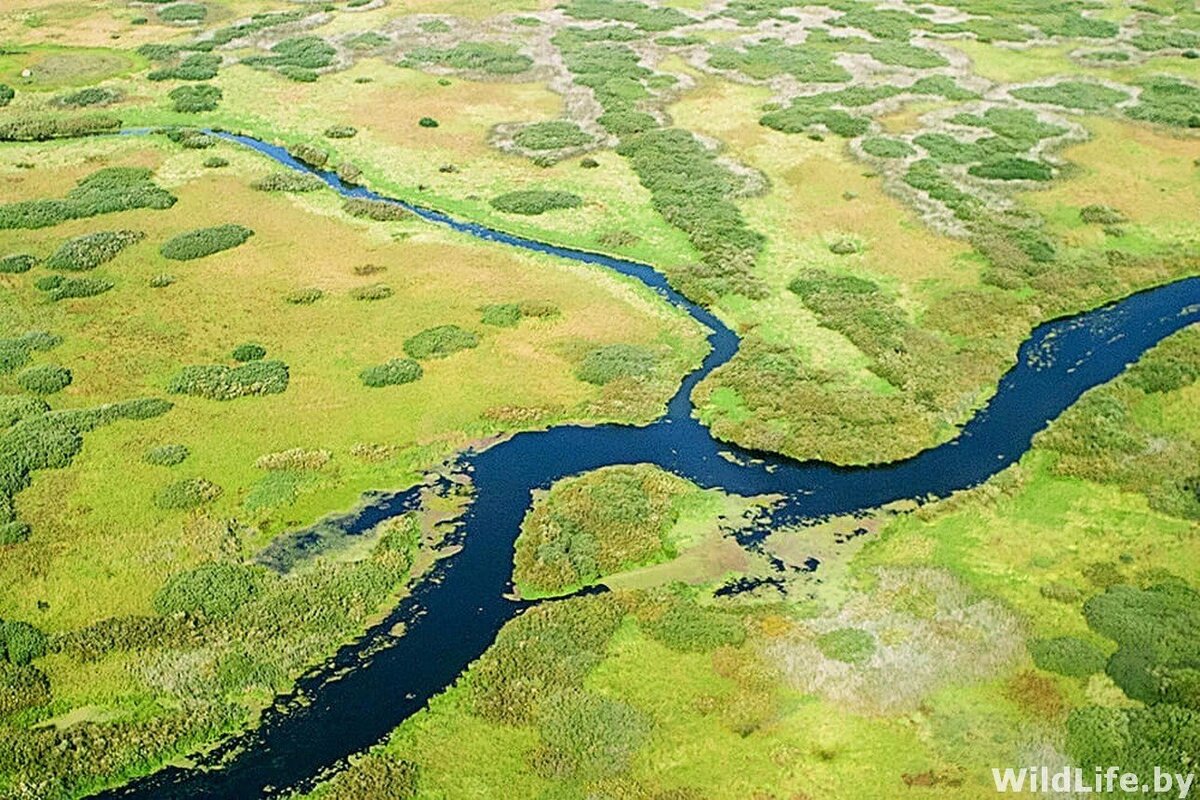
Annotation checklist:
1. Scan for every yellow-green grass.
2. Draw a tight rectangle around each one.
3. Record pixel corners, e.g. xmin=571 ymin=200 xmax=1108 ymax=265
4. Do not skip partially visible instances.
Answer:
xmin=949 ymin=38 xmax=1200 ymax=85
xmin=0 ymin=43 xmax=147 ymax=90
xmin=0 ymin=135 xmax=707 ymax=632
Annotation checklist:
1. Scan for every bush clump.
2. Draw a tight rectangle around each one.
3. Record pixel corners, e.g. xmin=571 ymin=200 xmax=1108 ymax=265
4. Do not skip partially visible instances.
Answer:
xmin=1080 ymin=204 xmax=1127 ymax=225
xmin=0 ymin=113 xmax=122 ymax=142
xmin=168 ymin=84 xmax=222 ymax=113
xmin=251 ymin=171 xmax=325 ymax=192
xmin=153 ymin=563 xmax=260 ymax=617
xmin=403 ymin=42 xmax=533 ymax=75
xmin=418 ymin=117 xmax=439 ymax=128
xmin=158 ymin=2 xmax=207 ymax=23
xmin=480 ymin=303 xmax=522 ymax=327
xmin=1010 ymin=81 xmax=1129 ymax=111
xmin=203 ymin=156 xmax=228 ymax=168
xmin=0 ymin=254 xmax=37 ymax=274
xmin=1125 ymin=77 xmax=1200 ymax=128
xmin=342 ymin=198 xmax=406 ymax=221
xmin=403 ymin=325 xmax=479 ymax=360
xmin=148 ymin=53 xmax=220 ymax=81
xmin=350 ymin=284 xmax=393 ymax=301
xmin=324 ymin=125 xmax=358 ymax=139
xmin=575 ymin=343 xmax=657 ymax=385
xmin=0 ymin=619 xmax=48 ymax=665
xmin=640 ymin=594 xmax=746 ymax=653
xmin=144 ymin=443 xmax=189 ymax=466
xmin=862 ymin=136 xmax=916 ymax=158
xmin=149 ymin=274 xmax=175 ymax=288
xmin=153 ymin=477 xmax=223 ymax=510
xmin=45 ymin=276 xmax=115 ymax=301
xmin=167 ymin=360 xmax=289 ymax=400
xmin=244 ymin=36 xmax=336 ymax=74
xmin=46 ymin=229 xmax=144 ymax=271
xmin=968 ymin=157 xmax=1054 ymax=181
xmin=0 ymin=521 xmax=31 ymax=546
xmin=0 ymin=166 xmax=175 ymax=230
xmin=514 ymin=121 xmax=594 ymax=151
xmin=0 ymin=84 xmax=12 ymax=107
xmin=17 ymin=365 xmax=72 ymax=395
xmin=817 ymin=628 xmax=877 ymax=663
xmin=490 ymin=189 xmax=583 ymax=215
xmin=285 ymin=287 xmax=323 ymax=304
xmin=54 ymin=87 xmax=123 ymax=108
xmin=360 ymin=358 xmax=423 ymax=388
xmin=231 ymin=342 xmax=267 ymax=362
xmin=1029 ymin=636 xmax=1107 ymax=678
xmin=287 ymin=143 xmax=328 ymax=168
xmin=160 ymin=224 xmax=254 ymax=260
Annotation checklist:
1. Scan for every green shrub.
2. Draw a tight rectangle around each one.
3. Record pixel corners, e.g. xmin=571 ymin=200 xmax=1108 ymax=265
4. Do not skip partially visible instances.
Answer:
xmin=167 ymin=360 xmax=289 ymax=400
xmin=158 ymin=3 xmax=207 ymax=22
xmin=285 ymin=287 xmax=323 ymax=304
xmin=403 ymin=42 xmax=533 ymax=75
xmin=0 ymin=84 xmax=12 ymax=107
xmin=862 ymin=136 xmax=915 ymax=158
xmin=55 ymin=87 xmax=123 ymax=107
xmin=480 ymin=303 xmax=522 ymax=327
xmin=828 ymin=237 xmax=860 ymax=255
xmin=149 ymin=274 xmax=175 ymax=288
xmin=1125 ymin=329 xmax=1200 ymax=394
xmin=562 ymin=0 xmax=690 ymax=31
xmin=403 ymin=325 xmax=479 ymax=359
xmin=0 ymin=620 xmax=48 ymax=665
xmin=575 ymin=343 xmax=657 ymax=385
xmin=514 ymin=121 xmax=594 ymax=151
xmin=1029 ymin=636 xmax=1107 ymax=678
xmin=153 ymin=477 xmax=222 ymax=510
xmin=641 ymin=594 xmax=745 ymax=652
xmin=0 ymin=166 xmax=174 ymax=230
xmin=252 ymin=170 xmax=325 ymax=192
xmin=342 ymin=198 xmax=407 ymax=221
xmin=490 ymin=190 xmax=583 ymax=214
xmin=168 ymin=84 xmax=222 ymax=113
xmin=350 ymin=283 xmax=393 ymax=301
xmin=1126 ymin=77 xmax=1200 ymax=128
xmin=232 ymin=342 xmax=267 ymax=362
xmin=968 ymin=157 xmax=1054 ymax=181
xmin=359 ymin=358 xmax=423 ymax=388
xmin=0 ymin=113 xmax=122 ymax=142
xmin=33 ymin=275 xmax=62 ymax=292
xmin=46 ymin=276 xmax=115 ymax=301
xmin=1010 ymin=81 xmax=1129 ymax=111
xmin=0 ymin=254 xmax=36 ymax=274
xmin=287 ymin=143 xmax=328 ymax=168
xmin=279 ymin=66 xmax=317 ymax=83
xmin=324 ymin=125 xmax=358 ymax=139
xmin=0 ymin=661 xmax=50 ymax=715
xmin=244 ymin=36 xmax=336 ymax=73
xmin=816 ymin=627 xmax=876 ymax=663
xmin=418 ymin=116 xmax=439 ymax=128
xmin=17 ymin=365 xmax=72 ymax=395
xmin=323 ymin=758 xmax=420 ymax=800
xmin=0 ymin=396 xmax=49 ymax=427
xmin=144 ymin=443 xmax=189 ymax=466
xmin=0 ymin=334 xmax=61 ymax=375
xmin=47 ymin=229 xmax=144 ymax=271
xmin=0 ymin=521 xmax=30 ymax=545
xmin=153 ymin=562 xmax=260 ymax=616
xmin=148 ymin=52 xmax=220 ymax=81
xmin=203 ymin=156 xmax=228 ymax=168
xmin=160 ymin=224 xmax=254 ymax=260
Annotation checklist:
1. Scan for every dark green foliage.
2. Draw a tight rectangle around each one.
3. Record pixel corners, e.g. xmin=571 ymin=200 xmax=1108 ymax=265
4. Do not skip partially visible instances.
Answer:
xmin=148 ymin=53 xmax=220 ymax=81
xmin=513 ymin=121 xmax=594 ymax=151
xmin=17 ymin=365 xmax=72 ymax=395
xmin=531 ymin=689 xmax=651 ymax=780
xmin=862 ymin=136 xmax=915 ymax=158
xmin=1067 ymin=704 xmax=1200 ymax=783
xmin=0 ymin=661 xmax=50 ymax=716
xmin=828 ymin=237 xmax=860 ymax=255
xmin=279 ymin=66 xmax=317 ymax=83
xmin=0 ymin=254 xmax=36 ymax=274
xmin=576 ymin=343 xmax=657 ymax=385
xmin=168 ymin=84 xmax=222 ymax=113
xmin=54 ymin=87 xmax=123 ymax=107
xmin=1029 ymin=636 xmax=1107 ymax=678
xmin=470 ymin=593 xmax=624 ymax=724
xmin=153 ymin=477 xmax=223 ymax=510
xmin=287 ymin=143 xmax=328 ymax=168
xmin=817 ymin=627 xmax=876 ymax=664
xmin=0 ymin=620 xmax=48 ymax=665
xmin=44 ymin=276 xmax=115 ymax=301
xmin=167 ymin=360 xmax=289 ymax=400
xmin=950 ymin=107 xmax=1066 ymax=146
xmin=231 ymin=343 xmax=266 ymax=362
xmin=342 ymin=198 xmax=407 ymax=221
xmin=0 ymin=396 xmax=49 ymax=426
xmin=640 ymin=593 xmax=746 ymax=652
xmin=403 ymin=325 xmax=479 ymax=360
xmin=153 ymin=563 xmax=260 ymax=617
xmin=350 ymin=283 xmax=393 ymax=301
xmin=0 ymin=521 xmax=30 ymax=546
xmin=418 ymin=116 xmax=439 ymax=128
xmin=160 ymin=224 xmax=254 ymax=260
xmin=0 ymin=333 xmax=62 ymax=376
xmin=1126 ymin=77 xmax=1200 ymax=128
xmin=708 ymin=39 xmax=850 ymax=84
xmin=403 ymin=43 xmax=533 ymax=74
xmin=323 ymin=125 xmax=358 ymax=139
xmin=480 ymin=303 xmax=522 ymax=327
xmin=1010 ymin=81 xmax=1129 ymax=111
xmin=561 ymin=0 xmax=690 ymax=31
xmin=252 ymin=171 xmax=325 ymax=192
xmin=359 ymin=358 xmax=422 ymax=388
xmin=0 ymin=84 xmax=12 ymax=107
xmin=244 ymin=36 xmax=336 ymax=77
xmin=47 ymin=229 xmax=144 ymax=271
xmin=0 ymin=113 xmax=121 ymax=142
xmin=158 ymin=3 xmax=207 ymax=23
xmin=490 ymin=189 xmax=583 ymax=215
xmin=968 ymin=157 xmax=1054 ymax=181
xmin=0 ymin=167 xmax=174 ymax=230
xmin=285 ymin=287 xmax=324 ymax=304
xmin=144 ymin=443 xmax=189 ymax=466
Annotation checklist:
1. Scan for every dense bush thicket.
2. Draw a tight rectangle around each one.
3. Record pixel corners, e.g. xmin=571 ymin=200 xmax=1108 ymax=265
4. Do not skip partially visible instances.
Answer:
xmin=515 ymin=465 xmax=692 ymax=593
xmin=0 ymin=167 xmax=174 ymax=230
xmin=575 ymin=343 xmax=657 ymax=385
xmin=0 ymin=113 xmax=121 ymax=142
xmin=1028 ymin=636 xmax=1107 ymax=678
xmin=160 ymin=224 xmax=254 ymax=260
xmin=153 ymin=563 xmax=260 ymax=616
xmin=862 ymin=136 xmax=915 ymax=158
xmin=342 ymin=198 xmax=407 ymax=221
xmin=252 ymin=171 xmax=325 ymax=192
xmin=54 ymin=87 xmax=123 ymax=107
xmin=149 ymin=52 xmax=220 ymax=81
xmin=169 ymin=84 xmax=222 ymax=113
xmin=167 ymin=360 xmax=289 ymax=400
xmin=47 ymin=229 xmax=144 ymax=270
xmin=359 ymin=358 xmax=422 ymax=388
xmin=144 ymin=443 xmax=190 ymax=466
xmin=0 ymin=254 xmax=36 ymax=274
xmin=17 ymin=365 xmax=72 ymax=395
xmin=232 ymin=343 xmax=267 ymax=362
xmin=490 ymin=189 xmax=583 ymax=215
xmin=1126 ymin=77 xmax=1200 ymax=128
xmin=403 ymin=325 xmax=479 ymax=360
xmin=513 ymin=121 xmax=594 ymax=151
xmin=154 ymin=477 xmax=223 ymax=510
xmin=244 ymin=36 xmax=336 ymax=75
xmin=402 ymin=42 xmax=533 ymax=75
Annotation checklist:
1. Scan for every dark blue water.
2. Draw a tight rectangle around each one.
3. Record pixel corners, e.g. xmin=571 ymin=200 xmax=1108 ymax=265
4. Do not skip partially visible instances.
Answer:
xmin=93 ymin=131 xmax=1200 ymax=798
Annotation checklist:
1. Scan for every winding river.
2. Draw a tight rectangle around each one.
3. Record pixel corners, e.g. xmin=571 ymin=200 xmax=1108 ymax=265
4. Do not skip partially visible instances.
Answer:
xmin=94 ymin=131 xmax=1200 ymax=798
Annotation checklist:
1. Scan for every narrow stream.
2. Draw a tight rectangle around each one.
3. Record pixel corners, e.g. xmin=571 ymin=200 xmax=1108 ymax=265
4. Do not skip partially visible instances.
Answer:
xmin=94 ymin=131 xmax=1200 ymax=798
